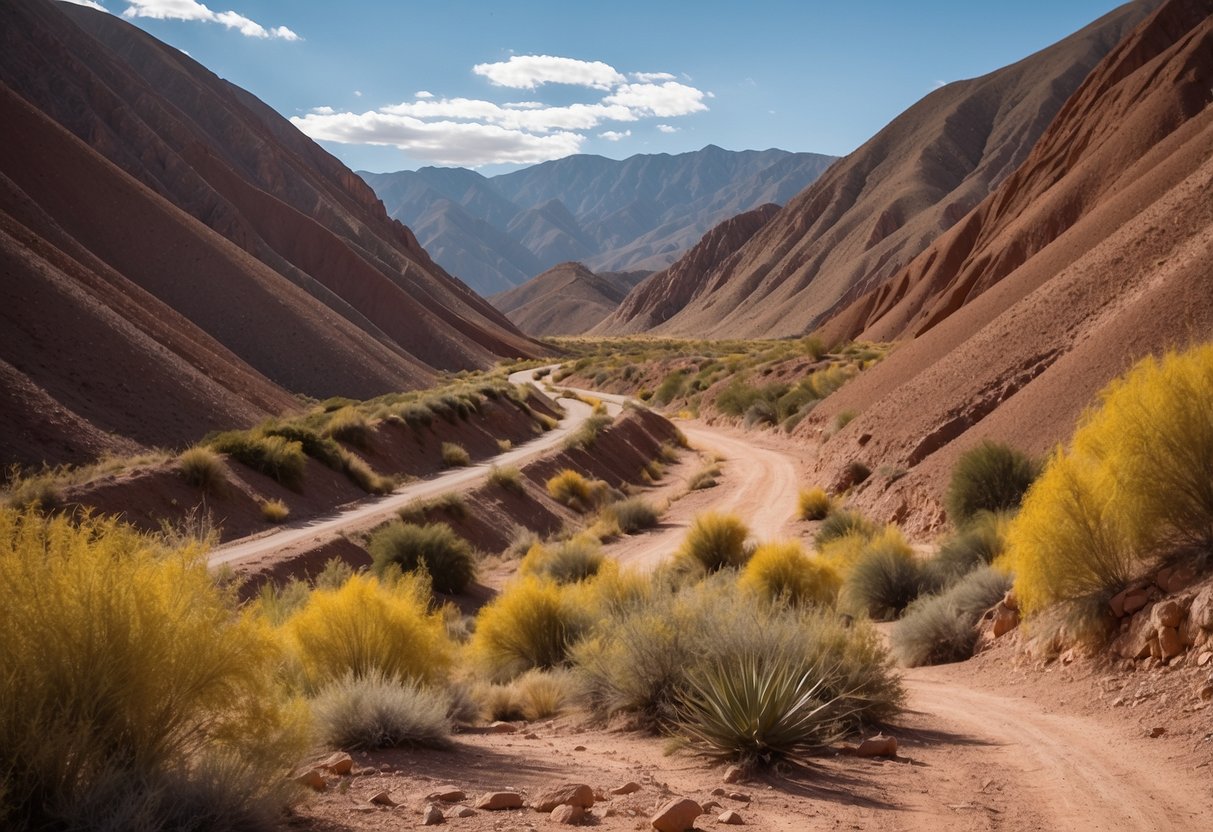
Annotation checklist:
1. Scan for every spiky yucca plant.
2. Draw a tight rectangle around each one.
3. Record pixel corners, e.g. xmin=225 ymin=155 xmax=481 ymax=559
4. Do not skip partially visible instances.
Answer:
xmin=675 ymin=653 xmax=849 ymax=766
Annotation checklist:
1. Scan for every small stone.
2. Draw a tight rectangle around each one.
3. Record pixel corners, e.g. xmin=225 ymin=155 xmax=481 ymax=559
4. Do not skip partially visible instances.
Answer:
xmin=610 ymin=782 xmax=642 ymax=796
xmin=727 ymin=792 xmax=750 ymax=803
xmin=573 ymin=745 xmax=587 ymax=751
xmin=489 ymin=721 xmax=518 ymax=734
xmin=524 ymin=732 xmax=540 ymax=740
xmin=719 ymin=809 xmax=745 ymax=825
xmin=447 ymin=807 xmax=476 ymax=819
xmin=319 ymin=751 xmax=353 ymax=776
xmin=369 ymin=790 xmax=397 ymax=807
xmin=1002 ymin=590 xmax=1019 ymax=612
xmin=422 ymin=803 xmax=445 ymax=825
xmin=1199 ymin=684 xmax=1213 ymax=702
xmin=700 ymin=801 xmax=722 ymax=812
xmin=475 ymin=791 xmax=524 ymax=811
xmin=531 ymin=783 xmax=594 ymax=812
xmin=1149 ymin=726 xmax=1167 ymax=738
xmin=723 ymin=765 xmax=745 ymax=784
xmin=550 ymin=804 xmax=584 ymax=825
xmin=427 ymin=787 xmax=466 ymax=802
xmin=710 ymin=787 xmax=726 ymax=796
xmin=855 ymin=734 xmax=898 ymax=758
xmin=650 ymin=798 xmax=702 ymax=832
xmin=293 ymin=768 xmax=326 ymax=792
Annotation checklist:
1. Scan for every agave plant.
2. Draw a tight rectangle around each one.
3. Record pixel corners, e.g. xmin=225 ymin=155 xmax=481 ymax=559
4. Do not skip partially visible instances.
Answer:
xmin=674 ymin=652 xmax=850 ymax=766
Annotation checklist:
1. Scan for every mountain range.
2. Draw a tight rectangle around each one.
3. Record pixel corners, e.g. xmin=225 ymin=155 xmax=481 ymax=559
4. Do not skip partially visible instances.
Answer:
xmin=0 ymin=0 xmax=541 ymax=468
xmin=361 ymin=147 xmax=837 ymax=295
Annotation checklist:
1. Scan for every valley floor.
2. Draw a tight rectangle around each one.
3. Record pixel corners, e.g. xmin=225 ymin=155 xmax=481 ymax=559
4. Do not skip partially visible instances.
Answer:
xmin=282 ymin=407 xmax=1213 ymax=831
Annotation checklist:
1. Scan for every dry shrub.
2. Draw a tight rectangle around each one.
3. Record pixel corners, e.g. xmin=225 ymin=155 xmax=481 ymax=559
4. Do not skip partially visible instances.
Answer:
xmin=369 ymin=521 xmax=477 ymax=594
xmin=440 ymin=442 xmax=470 ymax=467
xmin=177 ymin=446 xmax=227 ymax=493
xmin=546 ymin=469 xmax=608 ymax=513
xmin=741 ymin=540 xmax=840 ymax=607
xmin=324 ymin=406 xmax=373 ymax=450
xmin=260 ymin=498 xmax=290 ymax=523
xmin=312 ymin=671 xmax=451 ymax=750
xmin=280 ymin=572 xmax=453 ymax=691
xmin=511 ymin=668 xmax=578 ymax=720
xmin=0 ymin=509 xmax=308 ymax=831
xmin=209 ymin=431 xmax=306 ymax=490
xmin=945 ymin=441 xmax=1039 ymax=526
xmin=603 ymin=496 xmax=661 ymax=534
xmin=927 ymin=511 xmax=1008 ymax=588
xmin=520 ymin=536 xmax=604 ymax=584
xmin=488 ymin=464 xmax=524 ymax=493
xmin=471 ymin=576 xmax=590 ymax=682
xmin=564 ymin=413 xmax=613 ymax=451
xmin=797 ymin=487 xmax=832 ymax=521
xmin=676 ymin=511 xmax=751 ymax=573
xmin=687 ymin=462 xmax=721 ymax=490
xmin=840 ymin=527 xmax=926 ymax=620
xmin=891 ymin=567 xmax=1012 ymax=667
xmin=814 ymin=509 xmax=875 ymax=549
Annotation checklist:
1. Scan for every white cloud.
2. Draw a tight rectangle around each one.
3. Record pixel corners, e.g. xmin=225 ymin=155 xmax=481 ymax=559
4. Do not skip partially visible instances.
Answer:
xmin=932 ymin=79 xmax=948 ymax=90
xmin=58 ymin=0 xmax=109 ymax=11
xmin=290 ymin=110 xmax=584 ymax=167
xmin=354 ymin=90 xmax=363 ymax=97
xmin=121 ymin=1 xmax=299 ymax=39
xmin=297 ymin=54 xmax=710 ymax=167
xmin=473 ymin=55 xmax=626 ymax=90
xmin=603 ymin=81 xmax=708 ymax=117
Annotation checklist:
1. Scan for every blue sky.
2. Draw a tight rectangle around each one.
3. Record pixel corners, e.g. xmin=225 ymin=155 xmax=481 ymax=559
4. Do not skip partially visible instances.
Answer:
xmin=65 ymin=1 xmax=1127 ymax=174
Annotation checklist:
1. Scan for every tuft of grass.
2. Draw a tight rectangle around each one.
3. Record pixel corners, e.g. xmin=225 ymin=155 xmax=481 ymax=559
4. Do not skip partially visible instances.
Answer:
xmin=891 ymin=567 xmax=1012 ymax=667
xmin=511 ymin=668 xmax=577 ymax=720
xmin=369 ymin=521 xmax=477 ymax=594
xmin=324 ymin=406 xmax=373 ymax=450
xmin=832 ymin=409 xmax=858 ymax=432
xmin=741 ymin=540 xmax=840 ymax=607
xmin=687 ymin=461 xmax=721 ymax=490
xmin=280 ymin=572 xmax=453 ymax=691
xmin=946 ymin=441 xmax=1039 ymax=526
xmin=488 ymin=464 xmax=524 ymax=494
xmin=546 ymin=469 xmax=608 ymax=513
xmin=676 ymin=512 xmax=752 ymax=573
xmin=312 ymin=670 xmax=451 ymax=750
xmin=0 ymin=509 xmax=307 ymax=831
xmin=564 ymin=413 xmax=613 ymax=451
xmin=603 ymin=496 xmax=661 ymax=534
xmin=496 ymin=438 xmax=513 ymax=453
xmin=521 ymin=536 xmax=604 ymax=584
xmin=840 ymin=528 xmax=926 ymax=620
xmin=399 ymin=491 xmax=467 ymax=524
xmin=814 ymin=509 xmax=876 ymax=548
xmin=797 ymin=487 xmax=833 ymax=521
xmin=440 ymin=442 xmax=470 ymax=468
xmin=260 ymin=498 xmax=290 ymax=523
xmin=263 ymin=423 xmax=391 ymax=494
xmin=177 ymin=446 xmax=227 ymax=493
xmin=471 ymin=576 xmax=590 ymax=682
xmin=209 ymin=431 xmax=306 ymax=490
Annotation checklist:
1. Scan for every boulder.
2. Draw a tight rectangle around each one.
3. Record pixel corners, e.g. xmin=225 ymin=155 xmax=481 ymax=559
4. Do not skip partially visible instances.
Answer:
xmin=650 ymin=798 xmax=703 ymax=832
xmin=1159 ymin=626 xmax=1183 ymax=659
xmin=1157 ymin=563 xmax=1198 ymax=594
xmin=719 ymin=809 xmax=745 ymax=825
xmin=551 ymin=804 xmax=585 ymax=824
xmin=475 ymin=791 xmax=523 ymax=811
xmin=1111 ymin=614 xmax=1156 ymax=660
xmin=319 ymin=751 xmax=353 ymax=776
xmin=855 ymin=734 xmax=898 ymax=758
xmin=992 ymin=604 xmax=1019 ymax=638
xmin=1123 ymin=589 xmax=1151 ymax=616
xmin=532 ymin=783 xmax=594 ymax=812
xmin=1190 ymin=586 xmax=1213 ymax=630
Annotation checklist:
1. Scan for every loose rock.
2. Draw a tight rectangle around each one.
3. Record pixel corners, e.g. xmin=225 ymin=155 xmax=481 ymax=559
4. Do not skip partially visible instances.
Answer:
xmin=427 ymin=787 xmax=466 ymax=803
xmin=422 ymin=803 xmax=444 ymax=825
xmin=855 ymin=734 xmax=898 ymax=758
xmin=610 ymin=782 xmax=642 ymax=796
xmin=293 ymin=768 xmax=326 ymax=792
xmin=475 ymin=791 xmax=523 ymax=811
xmin=719 ymin=809 xmax=745 ymax=825
xmin=489 ymin=721 xmax=518 ymax=734
xmin=650 ymin=798 xmax=702 ymax=832
xmin=447 ymin=807 xmax=476 ymax=819
xmin=723 ymin=765 xmax=745 ymax=784
xmin=550 ymin=804 xmax=585 ymax=824
xmin=319 ymin=751 xmax=353 ymax=776
xmin=368 ymin=790 xmax=396 ymax=807
xmin=727 ymin=792 xmax=750 ymax=803
xmin=532 ymin=783 xmax=594 ymax=812
xmin=1159 ymin=626 xmax=1183 ymax=659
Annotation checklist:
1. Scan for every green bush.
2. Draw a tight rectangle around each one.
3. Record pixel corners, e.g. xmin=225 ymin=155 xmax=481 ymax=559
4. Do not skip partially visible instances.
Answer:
xmin=263 ymin=423 xmax=391 ymax=493
xmin=654 ymin=370 xmax=688 ymax=405
xmin=312 ymin=671 xmax=450 ymax=750
xmin=440 ymin=442 xmax=470 ymax=467
xmin=840 ymin=529 xmax=926 ymax=620
xmin=369 ymin=521 xmax=477 ymax=594
xmin=743 ymin=400 xmax=777 ymax=428
xmin=926 ymin=512 xmax=1007 ymax=587
xmin=891 ymin=567 xmax=1011 ymax=667
xmin=564 ymin=413 xmax=613 ymax=451
xmin=676 ymin=512 xmax=751 ymax=573
xmin=520 ymin=536 xmax=604 ymax=584
xmin=209 ymin=431 xmax=306 ymax=490
xmin=0 ymin=509 xmax=307 ymax=831
xmin=946 ymin=441 xmax=1039 ymax=526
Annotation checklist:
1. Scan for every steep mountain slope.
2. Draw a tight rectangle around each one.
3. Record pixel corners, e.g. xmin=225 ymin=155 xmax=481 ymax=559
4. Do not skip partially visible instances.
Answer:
xmin=604 ymin=0 xmax=1156 ymax=337
xmin=594 ymin=204 xmax=781 ymax=335
xmin=804 ymin=0 xmax=1213 ymax=530
xmin=490 ymin=263 xmax=648 ymax=336
xmin=365 ymin=147 xmax=836 ymax=294
xmin=0 ymin=0 xmax=541 ymax=468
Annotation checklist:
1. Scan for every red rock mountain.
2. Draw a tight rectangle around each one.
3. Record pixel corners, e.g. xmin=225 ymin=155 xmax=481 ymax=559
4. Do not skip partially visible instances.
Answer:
xmin=593 ymin=204 xmax=781 ymax=335
xmin=806 ymin=0 xmax=1213 ymax=529
xmin=0 ymin=0 xmax=541 ymax=468
xmin=602 ymin=0 xmax=1157 ymax=338
xmin=490 ymin=263 xmax=648 ymax=337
